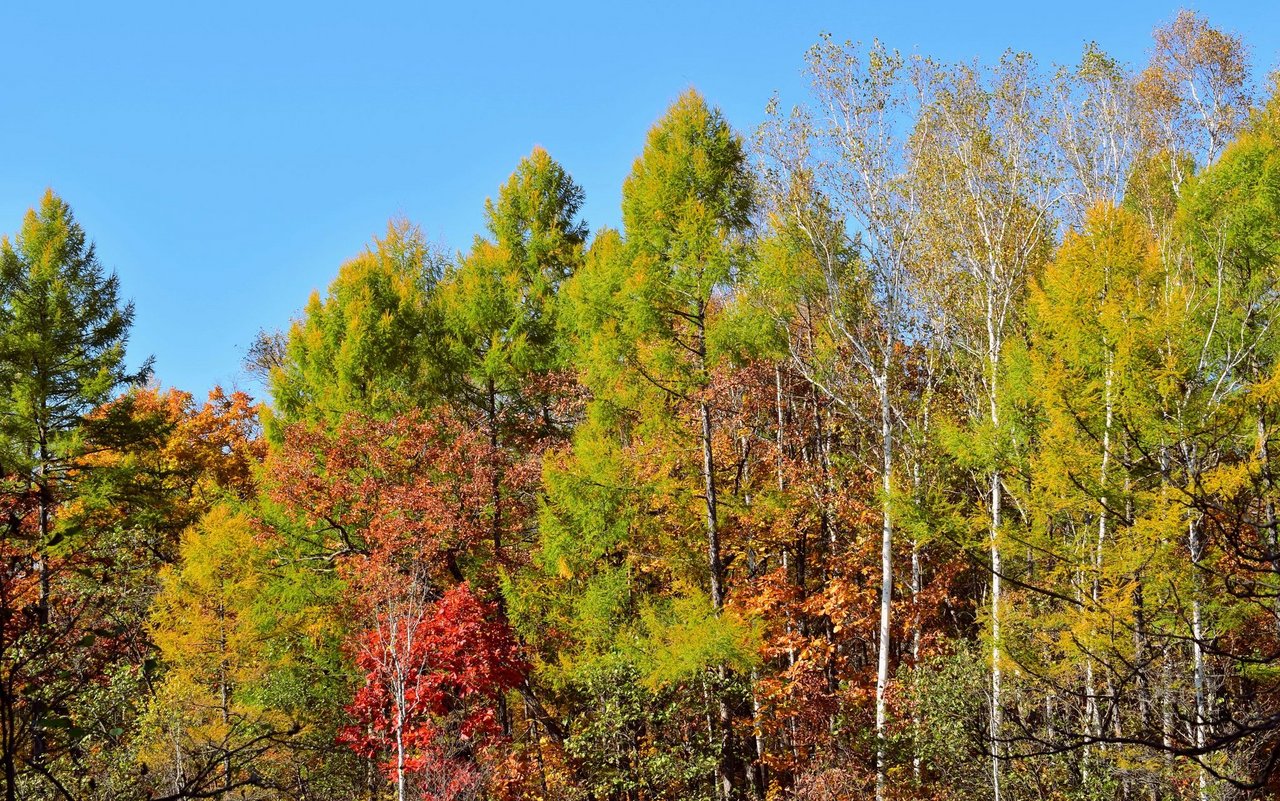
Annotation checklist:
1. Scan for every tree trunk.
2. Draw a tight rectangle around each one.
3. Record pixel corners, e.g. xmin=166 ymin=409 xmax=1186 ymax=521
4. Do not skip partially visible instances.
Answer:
xmin=874 ymin=373 xmax=893 ymax=801
xmin=696 ymin=310 xmax=736 ymax=800
xmin=488 ymin=377 xmax=502 ymax=561
xmin=987 ymin=290 xmax=1004 ymax=801
xmin=1084 ymin=359 xmax=1114 ymax=781
xmin=2 ymin=680 xmax=15 ymax=801
xmin=221 ymin=672 xmax=232 ymax=795
xmin=702 ymin=396 xmax=724 ymax=612
xmin=989 ymin=468 xmax=1003 ymax=801
xmin=31 ymin=433 xmax=51 ymax=768
xmin=395 ymin=685 xmax=407 ymax=801
xmin=1189 ymin=517 xmax=1208 ymax=801
xmin=36 ymin=430 xmax=51 ymax=627
xmin=1257 ymin=412 xmax=1280 ymax=633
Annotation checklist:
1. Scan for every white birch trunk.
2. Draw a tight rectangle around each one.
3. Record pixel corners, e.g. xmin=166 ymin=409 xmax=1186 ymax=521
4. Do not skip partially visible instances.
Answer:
xmin=875 ymin=373 xmax=894 ymax=801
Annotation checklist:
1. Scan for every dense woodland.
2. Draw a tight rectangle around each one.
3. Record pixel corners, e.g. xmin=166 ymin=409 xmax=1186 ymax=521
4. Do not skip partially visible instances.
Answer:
xmin=3 ymin=10 xmax=1280 ymax=801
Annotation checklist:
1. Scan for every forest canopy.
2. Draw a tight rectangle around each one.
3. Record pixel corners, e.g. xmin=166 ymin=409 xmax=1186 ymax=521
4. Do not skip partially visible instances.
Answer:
xmin=3 ymin=10 xmax=1280 ymax=801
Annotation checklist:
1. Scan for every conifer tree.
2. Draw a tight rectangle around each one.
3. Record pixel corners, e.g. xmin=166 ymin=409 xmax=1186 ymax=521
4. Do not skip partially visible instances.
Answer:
xmin=269 ymin=219 xmax=450 ymax=426
xmin=544 ymin=89 xmax=756 ymax=801
xmin=0 ymin=190 xmax=147 ymax=801
xmin=617 ymin=90 xmax=754 ymax=620
xmin=440 ymin=147 xmax=586 ymax=561
xmin=0 ymin=189 xmax=148 ymax=618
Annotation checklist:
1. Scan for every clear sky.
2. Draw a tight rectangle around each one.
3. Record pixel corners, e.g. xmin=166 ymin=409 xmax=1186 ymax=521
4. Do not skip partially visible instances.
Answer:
xmin=1 ymin=1 xmax=1275 ymax=397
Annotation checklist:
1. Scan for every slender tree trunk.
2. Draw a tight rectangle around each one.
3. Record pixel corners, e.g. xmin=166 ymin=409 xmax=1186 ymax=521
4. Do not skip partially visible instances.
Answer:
xmin=215 ymin=595 xmax=233 ymax=795
xmin=488 ymin=377 xmax=513 ymax=737
xmin=749 ymin=668 xmax=765 ymax=800
xmin=365 ymin=746 xmax=378 ymax=801
xmin=1081 ymin=567 xmax=1094 ymax=786
xmin=2 ymin=679 xmax=15 ymax=801
xmin=910 ymin=361 xmax=935 ymax=787
xmin=1189 ymin=517 xmax=1208 ymax=801
xmin=990 ymin=467 xmax=1004 ymax=801
xmin=36 ymin=429 xmax=51 ymax=628
xmin=30 ymin=433 xmax=51 ymax=769
xmin=1257 ymin=412 xmax=1280 ymax=633
xmin=875 ymin=372 xmax=893 ymax=801
xmin=220 ymin=672 xmax=232 ymax=795
xmin=986 ymin=289 xmax=1004 ymax=801
xmin=1084 ymin=359 xmax=1114 ymax=784
xmin=488 ymin=376 xmax=501 ymax=560
xmin=702 ymin=394 xmax=724 ymax=612
xmin=910 ymin=529 xmax=922 ymax=785
xmin=695 ymin=310 xmax=736 ymax=800
xmin=395 ymin=681 xmax=407 ymax=801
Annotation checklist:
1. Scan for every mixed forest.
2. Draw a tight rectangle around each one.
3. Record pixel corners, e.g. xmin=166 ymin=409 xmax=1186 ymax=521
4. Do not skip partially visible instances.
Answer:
xmin=5 ymin=10 xmax=1280 ymax=801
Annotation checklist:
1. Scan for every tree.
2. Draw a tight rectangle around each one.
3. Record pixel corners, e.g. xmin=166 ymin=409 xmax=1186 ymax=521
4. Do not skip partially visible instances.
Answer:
xmin=263 ymin=409 xmax=536 ymax=798
xmin=141 ymin=504 xmax=290 ymax=800
xmin=910 ymin=53 xmax=1057 ymax=801
xmin=263 ymin=412 xmax=499 ymax=575
xmin=1015 ymin=203 xmax=1169 ymax=794
xmin=341 ymin=580 xmax=525 ymax=801
xmin=268 ymin=219 xmax=451 ymax=427
xmin=1137 ymin=10 xmax=1252 ymax=185
xmin=757 ymin=39 xmax=928 ymax=797
xmin=613 ymin=88 xmax=756 ymax=800
xmin=617 ymin=89 xmax=753 ymax=618
xmin=439 ymin=147 xmax=586 ymax=563
xmin=0 ymin=189 xmax=149 ymax=625
xmin=1051 ymin=43 xmax=1145 ymax=226
xmin=0 ymin=190 xmax=148 ymax=801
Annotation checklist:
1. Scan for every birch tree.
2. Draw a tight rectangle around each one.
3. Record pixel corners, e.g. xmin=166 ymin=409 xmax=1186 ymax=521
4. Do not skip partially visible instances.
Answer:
xmin=911 ymin=53 xmax=1058 ymax=801
xmin=757 ymin=38 xmax=926 ymax=799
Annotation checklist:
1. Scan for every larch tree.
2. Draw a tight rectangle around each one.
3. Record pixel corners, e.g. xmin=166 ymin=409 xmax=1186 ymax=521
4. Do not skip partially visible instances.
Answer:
xmin=0 ymin=190 xmax=148 ymax=801
xmin=618 ymin=89 xmax=754 ymax=619
xmin=1018 ymin=203 xmax=1167 ymax=792
xmin=617 ymin=89 xmax=755 ymax=801
xmin=527 ymin=90 xmax=759 ymax=801
xmin=268 ymin=218 xmax=451 ymax=428
xmin=439 ymin=146 xmax=586 ymax=564
xmin=142 ymin=504 xmax=286 ymax=800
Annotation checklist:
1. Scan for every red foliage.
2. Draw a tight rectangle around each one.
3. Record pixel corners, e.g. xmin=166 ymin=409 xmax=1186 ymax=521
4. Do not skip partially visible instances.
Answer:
xmin=339 ymin=581 xmax=527 ymax=796
xmin=265 ymin=409 xmax=544 ymax=797
xmin=265 ymin=411 xmax=541 ymax=580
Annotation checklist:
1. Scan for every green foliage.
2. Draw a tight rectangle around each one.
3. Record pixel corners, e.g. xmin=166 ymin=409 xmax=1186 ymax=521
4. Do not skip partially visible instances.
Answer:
xmin=634 ymin=591 xmax=760 ymax=689
xmin=12 ymin=23 xmax=1280 ymax=801
xmin=269 ymin=218 xmax=450 ymax=427
xmin=613 ymin=89 xmax=754 ymax=392
xmin=0 ymin=190 xmax=145 ymax=433
xmin=0 ymin=188 xmax=149 ymax=498
xmin=563 ymin=664 xmax=719 ymax=801
xmin=440 ymin=146 xmax=586 ymax=433
xmin=142 ymin=502 xmax=360 ymax=798
xmin=901 ymin=645 xmax=991 ymax=795
xmin=141 ymin=505 xmax=280 ymax=769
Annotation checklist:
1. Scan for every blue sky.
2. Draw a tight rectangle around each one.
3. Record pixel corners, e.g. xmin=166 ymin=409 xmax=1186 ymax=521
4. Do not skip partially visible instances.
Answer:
xmin=1 ymin=1 xmax=1276 ymax=397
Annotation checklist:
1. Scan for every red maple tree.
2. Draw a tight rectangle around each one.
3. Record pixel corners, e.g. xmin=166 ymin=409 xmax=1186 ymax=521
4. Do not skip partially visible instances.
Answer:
xmin=340 ymin=578 xmax=526 ymax=801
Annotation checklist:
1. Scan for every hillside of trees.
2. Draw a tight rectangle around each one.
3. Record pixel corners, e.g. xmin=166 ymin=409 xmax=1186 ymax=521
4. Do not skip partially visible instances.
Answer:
xmin=2 ymin=10 xmax=1279 ymax=801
